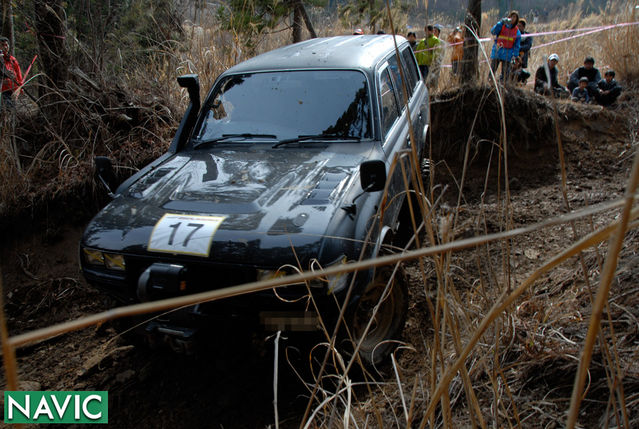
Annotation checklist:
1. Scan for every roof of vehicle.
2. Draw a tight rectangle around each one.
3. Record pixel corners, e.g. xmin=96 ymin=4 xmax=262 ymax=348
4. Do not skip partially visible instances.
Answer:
xmin=224 ymin=35 xmax=409 ymax=75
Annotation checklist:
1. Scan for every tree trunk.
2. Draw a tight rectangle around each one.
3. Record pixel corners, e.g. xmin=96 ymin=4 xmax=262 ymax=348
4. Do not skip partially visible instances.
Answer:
xmin=461 ymin=0 xmax=481 ymax=83
xmin=292 ymin=0 xmax=303 ymax=43
xmin=34 ymin=0 xmax=68 ymax=97
xmin=300 ymin=3 xmax=317 ymax=39
xmin=1 ymin=0 xmax=15 ymax=55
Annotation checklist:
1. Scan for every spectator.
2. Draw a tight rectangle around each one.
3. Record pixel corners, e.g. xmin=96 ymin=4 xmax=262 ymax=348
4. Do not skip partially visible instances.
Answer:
xmin=447 ymin=26 xmax=464 ymax=76
xmin=510 ymin=56 xmax=530 ymax=85
xmin=406 ymin=32 xmax=417 ymax=51
xmin=429 ymin=24 xmax=444 ymax=87
xmin=517 ymin=18 xmax=533 ymax=69
xmin=535 ymin=53 xmax=568 ymax=97
xmin=415 ymin=25 xmax=442 ymax=81
xmin=571 ymin=77 xmax=590 ymax=103
xmin=0 ymin=36 xmax=23 ymax=109
xmin=567 ymin=56 xmax=601 ymax=97
xmin=489 ymin=11 xmax=521 ymax=82
xmin=596 ymin=70 xmax=622 ymax=107
xmin=433 ymin=24 xmax=442 ymax=38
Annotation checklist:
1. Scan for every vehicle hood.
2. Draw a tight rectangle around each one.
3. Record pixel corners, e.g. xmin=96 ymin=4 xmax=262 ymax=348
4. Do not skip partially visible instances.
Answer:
xmin=83 ymin=146 xmax=372 ymax=264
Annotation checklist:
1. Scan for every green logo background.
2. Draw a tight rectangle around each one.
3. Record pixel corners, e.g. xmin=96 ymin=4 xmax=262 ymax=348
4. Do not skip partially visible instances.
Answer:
xmin=4 ymin=391 xmax=108 ymax=424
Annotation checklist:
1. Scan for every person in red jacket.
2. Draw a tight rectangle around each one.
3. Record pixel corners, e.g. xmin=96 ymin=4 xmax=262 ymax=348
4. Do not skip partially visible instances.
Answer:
xmin=0 ymin=36 xmax=23 ymax=108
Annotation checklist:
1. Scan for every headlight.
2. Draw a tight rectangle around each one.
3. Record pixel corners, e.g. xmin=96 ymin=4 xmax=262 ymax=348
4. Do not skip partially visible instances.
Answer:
xmin=82 ymin=248 xmax=104 ymax=265
xmin=82 ymin=248 xmax=126 ymax=271
xmin=104 ymin=253 xmax=126 ymax=271
xmin=311 ymin=256 xmax=349 ymax=295
xmin=258 ymin=256 xmax=349 ymax=294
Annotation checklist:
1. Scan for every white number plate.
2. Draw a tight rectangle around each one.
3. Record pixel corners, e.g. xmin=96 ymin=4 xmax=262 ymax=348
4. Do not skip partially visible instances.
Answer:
xmin=148 ymin=214 xmax=226 ymax=257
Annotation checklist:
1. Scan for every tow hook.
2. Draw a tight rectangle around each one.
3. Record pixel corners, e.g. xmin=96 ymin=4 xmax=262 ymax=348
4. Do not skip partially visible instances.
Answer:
xmin=145 ymin=321 xmax=197 ymax=355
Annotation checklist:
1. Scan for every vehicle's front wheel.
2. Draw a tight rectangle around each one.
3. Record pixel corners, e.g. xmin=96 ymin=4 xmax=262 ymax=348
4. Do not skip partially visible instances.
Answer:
xmin=350 ymin=263 xmax=408 ymax=367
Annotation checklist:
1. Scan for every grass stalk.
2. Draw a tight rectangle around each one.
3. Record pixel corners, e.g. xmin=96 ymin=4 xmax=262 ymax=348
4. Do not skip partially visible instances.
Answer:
xmin=418 ymin=213 xmax=639 ymax=428
xmin=566 ymin=133 xmax=639 ymax=429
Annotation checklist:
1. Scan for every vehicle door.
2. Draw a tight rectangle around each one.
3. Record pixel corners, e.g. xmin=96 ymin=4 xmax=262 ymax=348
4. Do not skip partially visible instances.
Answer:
xmin=378 ymin=47 xmax=423 ymax=228
xmin=399 ymin=46 xmax=429 ymax=160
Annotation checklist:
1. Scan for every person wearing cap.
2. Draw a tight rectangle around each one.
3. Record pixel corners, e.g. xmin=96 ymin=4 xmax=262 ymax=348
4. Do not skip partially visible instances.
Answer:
xmin=447 ymin=26 xmax=464 ymax=76
xmin=596 ymin=70 xmax=622 ymax=107
xmin=534 ymin=53 xmax=567 ymax=97
xmin=0 ymin=36 xmax=23 ymax=109
xmin=571 ymin=77 xmax=590 ymax=103
xmin=415 ymin=25 xmax=442 ymax=82
xmin=517 ymin=18 xmax=533 ymax=69
xmin=433 ymin=24 xmax=442 ymax=38
xmin=489 ymin=10 xmax=521 ymax=82
xmin=567 ymin=56 xmax=601 ymax=97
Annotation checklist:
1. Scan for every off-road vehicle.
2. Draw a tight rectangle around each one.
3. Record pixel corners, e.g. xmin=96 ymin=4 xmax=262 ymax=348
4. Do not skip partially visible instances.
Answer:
xmin=80 ymin=35 xmax=429 ymax=365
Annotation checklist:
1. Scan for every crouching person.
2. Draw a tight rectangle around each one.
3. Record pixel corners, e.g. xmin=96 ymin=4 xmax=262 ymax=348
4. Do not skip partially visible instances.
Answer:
xmin=596 ymin=70 xmax=622 ymax=107
xmin=571 ymin=77 xmax=591 ymax=103
xmin=534 ymin=53 xmax=568 ymax=98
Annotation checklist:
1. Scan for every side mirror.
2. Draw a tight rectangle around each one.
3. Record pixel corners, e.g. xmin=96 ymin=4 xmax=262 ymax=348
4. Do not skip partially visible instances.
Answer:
xmin=360 ymin=160 xmax=386 ymax=192
xmin=95 ymin=156 xmax=117 ymax=197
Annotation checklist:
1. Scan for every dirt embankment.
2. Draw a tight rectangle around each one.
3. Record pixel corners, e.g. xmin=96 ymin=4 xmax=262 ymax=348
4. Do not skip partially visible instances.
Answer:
xmin=1 ymin=85 xmax=637 ymax=427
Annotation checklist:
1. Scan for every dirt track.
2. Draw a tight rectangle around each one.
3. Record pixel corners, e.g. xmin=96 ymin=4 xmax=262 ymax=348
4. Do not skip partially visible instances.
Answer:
xmin=1 ymin=86 xmax=637 ymax=427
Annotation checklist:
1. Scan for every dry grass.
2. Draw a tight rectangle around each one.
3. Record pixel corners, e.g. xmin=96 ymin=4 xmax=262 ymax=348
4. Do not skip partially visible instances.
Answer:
xmin=1 ymin=2 xmax=639 ymax=428
xmin=432 ymin=1 xmax=639 ymax=94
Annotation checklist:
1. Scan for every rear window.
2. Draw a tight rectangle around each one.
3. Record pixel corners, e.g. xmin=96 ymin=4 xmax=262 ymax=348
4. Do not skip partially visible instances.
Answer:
xmin=196 ymin=70 xmax=372 ymax=141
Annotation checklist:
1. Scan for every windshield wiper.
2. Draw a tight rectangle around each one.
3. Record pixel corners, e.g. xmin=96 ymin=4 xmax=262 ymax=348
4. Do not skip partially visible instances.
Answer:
xmin=272 ymin=134 xmax=361 ymax=148
xmin=195 ymin=133 xmax=278 ymax=147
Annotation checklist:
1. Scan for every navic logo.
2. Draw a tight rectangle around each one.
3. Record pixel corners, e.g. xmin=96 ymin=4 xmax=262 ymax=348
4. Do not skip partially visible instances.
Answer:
xmin=4 ymin=391 xmax=108 ymax=424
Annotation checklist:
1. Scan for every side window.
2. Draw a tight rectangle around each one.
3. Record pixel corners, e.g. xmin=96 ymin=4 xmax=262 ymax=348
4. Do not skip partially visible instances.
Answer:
xmin=401 ymin=47 xmax=419 ymax=95
xmin=379 ymin=67 xmax=400 ymax=137
xmin=387 ymin=55 xmax=407 ymax=106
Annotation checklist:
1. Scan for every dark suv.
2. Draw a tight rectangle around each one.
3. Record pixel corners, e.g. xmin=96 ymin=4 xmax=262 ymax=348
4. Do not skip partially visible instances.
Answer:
xmin=81 ymin=35 xmax=429 ymax=365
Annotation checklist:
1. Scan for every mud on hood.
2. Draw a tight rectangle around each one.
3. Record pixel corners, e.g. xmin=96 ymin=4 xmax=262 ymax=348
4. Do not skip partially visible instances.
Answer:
xmin=125 ymin=147 xmax=364 ymax=217
xmin=84 ymin=146 xmax=370 ymax=256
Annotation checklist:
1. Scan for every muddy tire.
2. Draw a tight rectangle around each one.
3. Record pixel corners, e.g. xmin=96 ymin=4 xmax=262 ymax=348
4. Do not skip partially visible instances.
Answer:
xmin=350 ymin=263 xmax=408 ymax=367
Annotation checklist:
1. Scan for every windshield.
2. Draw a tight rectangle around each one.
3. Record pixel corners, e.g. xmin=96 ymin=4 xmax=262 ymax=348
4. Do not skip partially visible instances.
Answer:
xmin=195 ymin=70 xmax=372 ymax=142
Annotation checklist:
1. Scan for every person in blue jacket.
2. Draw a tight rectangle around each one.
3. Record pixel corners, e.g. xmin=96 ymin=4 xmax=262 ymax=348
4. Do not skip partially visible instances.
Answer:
xmin=489 ymin=11 xmax=521 ymax=83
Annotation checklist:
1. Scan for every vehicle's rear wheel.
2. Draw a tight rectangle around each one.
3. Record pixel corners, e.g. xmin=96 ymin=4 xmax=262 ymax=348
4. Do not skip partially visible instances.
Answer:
xmin=350 ymin=263 xmax=408 ymax=367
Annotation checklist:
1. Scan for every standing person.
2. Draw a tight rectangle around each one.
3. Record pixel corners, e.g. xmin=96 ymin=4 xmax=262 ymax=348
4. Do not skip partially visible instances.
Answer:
xmin=567 ymin=57 xmax=601 ymax=97
xmin=596 ymin=70 xmax=622 ymax=107
xmin=433 ymin=24 xmax=442 ymax=39
xmin=517 ymin=18 xmax=533 ymax=69
xmin=447 ymin=26 xmax=464 ymax=76
xmin=534 ymin=53 xmax=567 ymax=97
xmin=429 ymin=24 xmax=444 ymax=87
xmin=489 ymin=11 xmax=521 ymax=83
xmin=0 ymin=36 xmax=23 ymax=109
xmin=415 ymin=25 xmax=441 ymax=81
xmin=406 ymin=32 xmax=417 ymax=51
